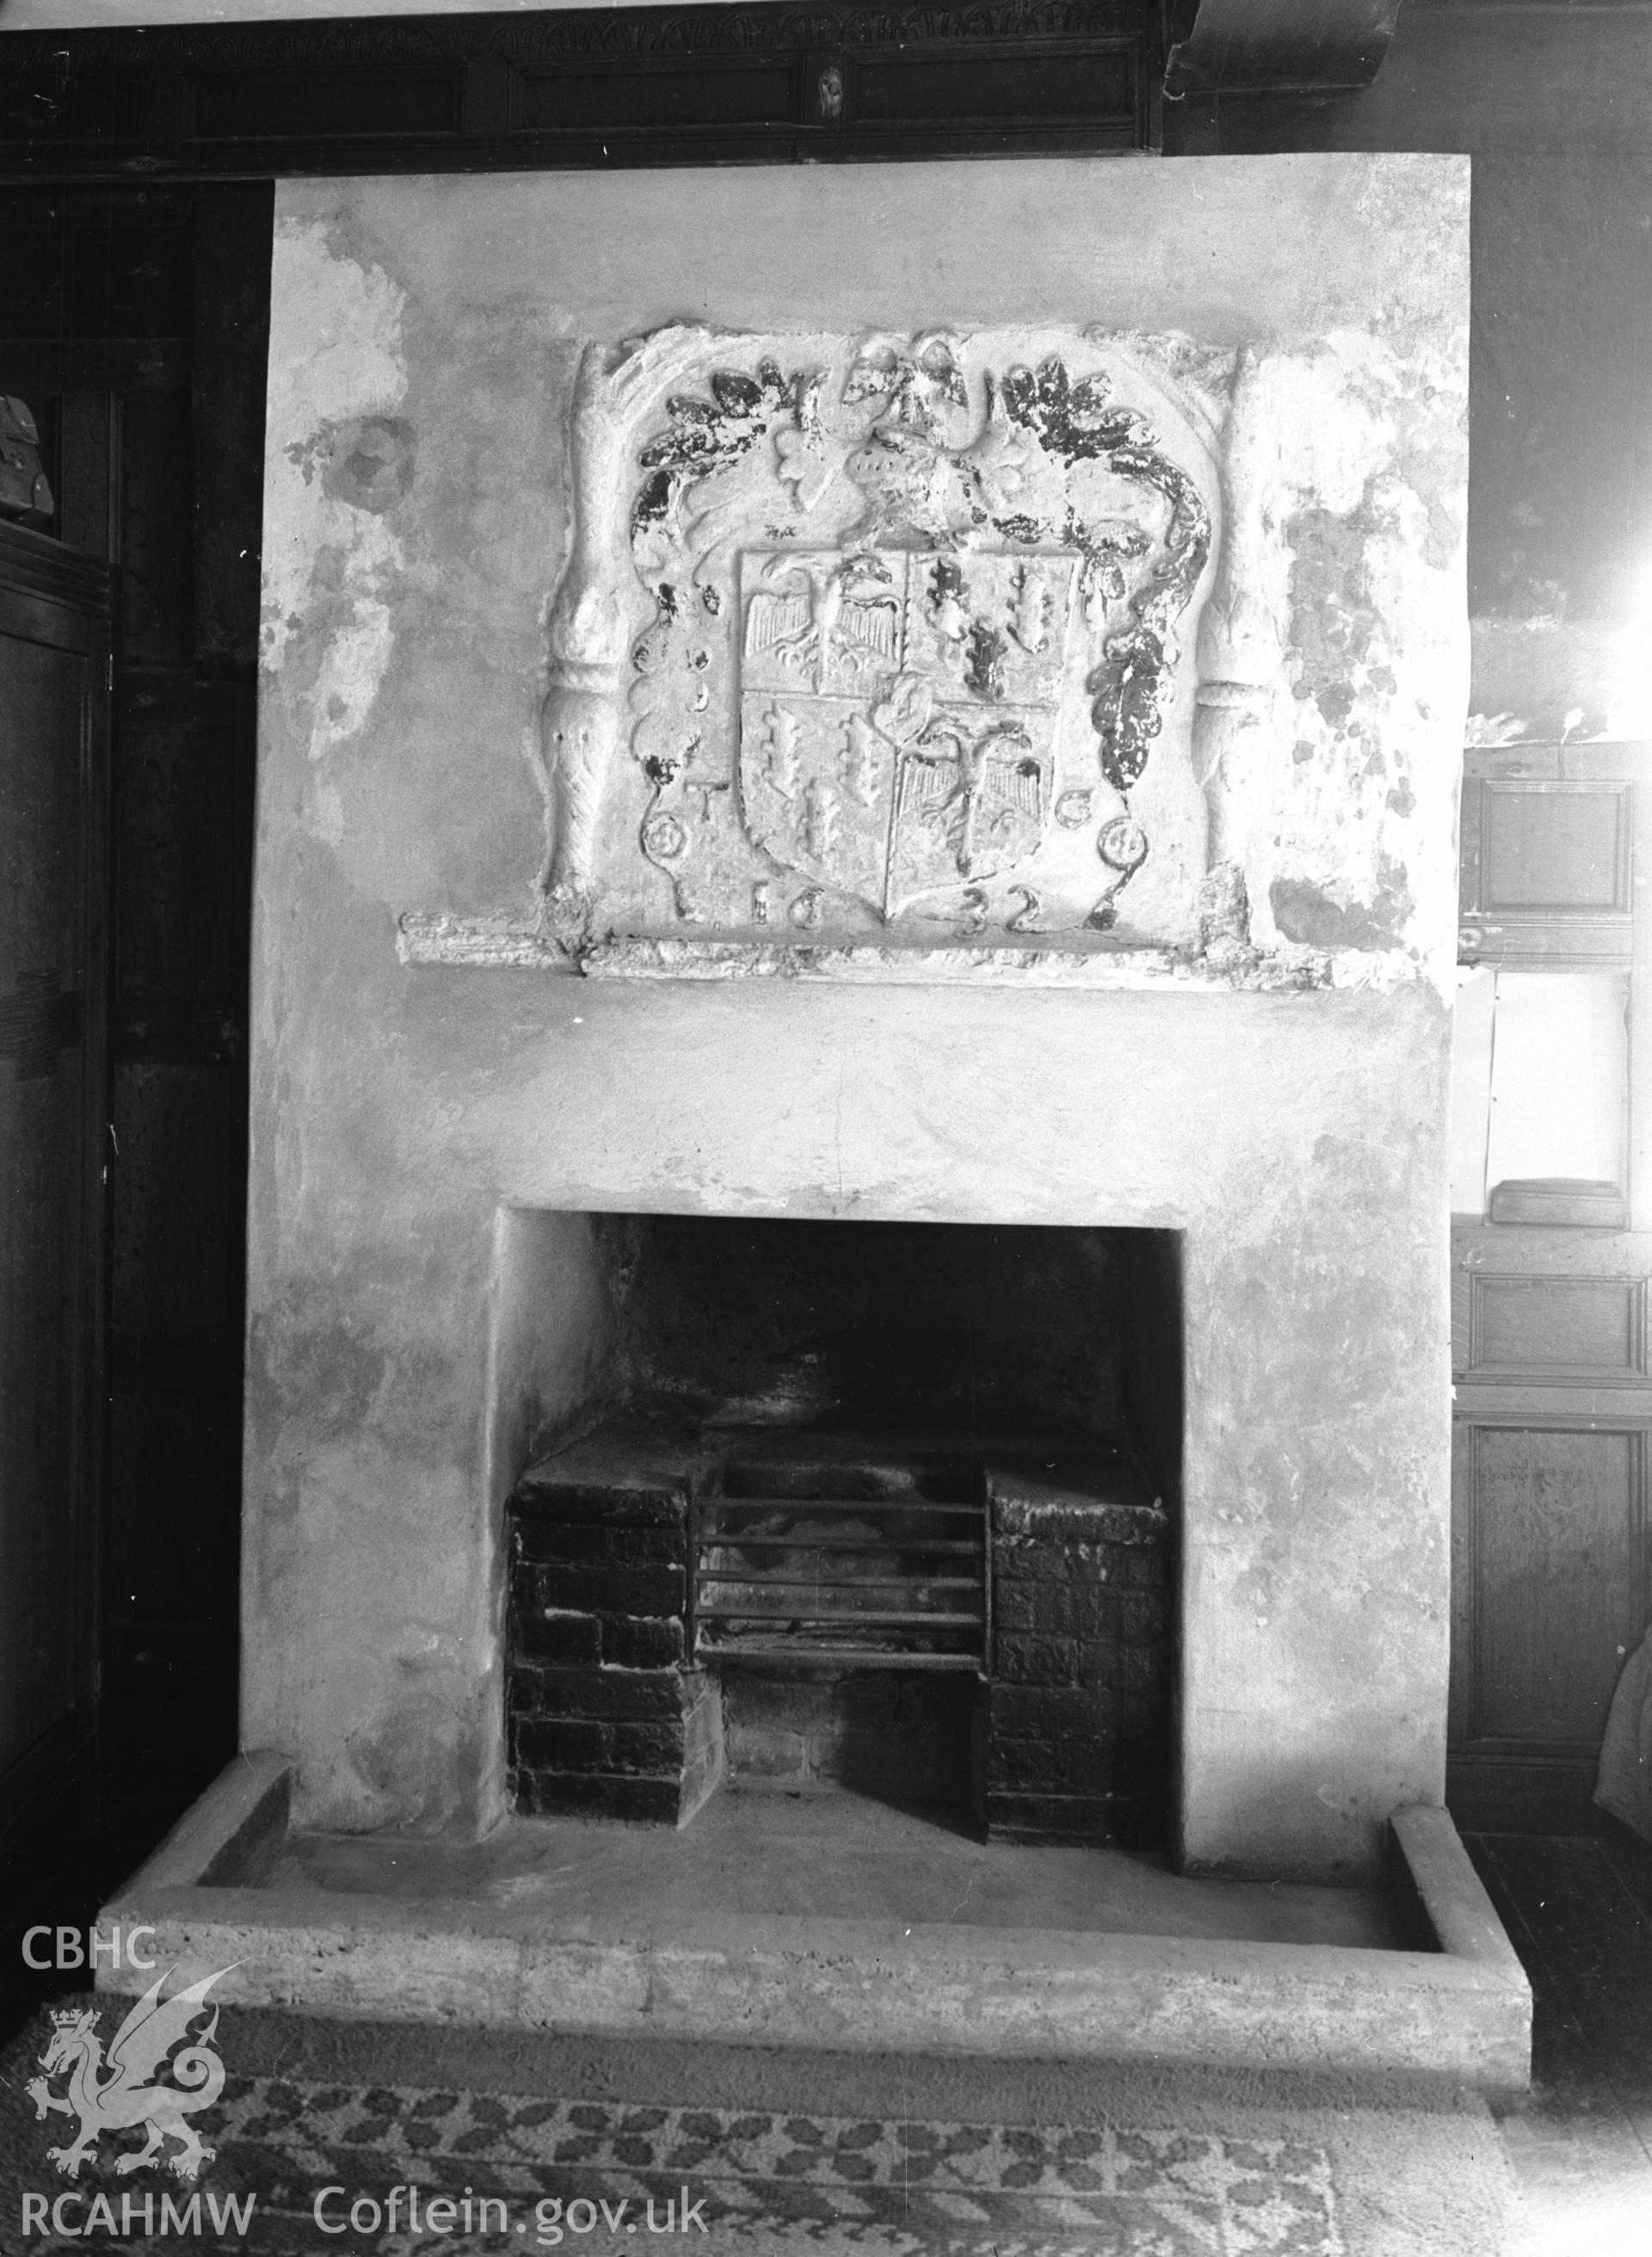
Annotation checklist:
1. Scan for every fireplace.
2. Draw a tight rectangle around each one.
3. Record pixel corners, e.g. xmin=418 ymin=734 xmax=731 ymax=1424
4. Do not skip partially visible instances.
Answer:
xmin=502 ymin=1219 xmax=1179 ymax=1841
xmin=246 ymin=150 xmax=1468 ymax=1887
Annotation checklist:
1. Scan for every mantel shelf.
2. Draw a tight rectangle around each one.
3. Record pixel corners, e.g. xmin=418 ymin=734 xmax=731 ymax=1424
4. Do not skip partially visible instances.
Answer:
xmin=394 ymin=910 xmax=1435 ymax=992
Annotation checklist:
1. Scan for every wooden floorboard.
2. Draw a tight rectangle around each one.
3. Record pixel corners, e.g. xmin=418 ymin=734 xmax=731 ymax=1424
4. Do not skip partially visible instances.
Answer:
xmin=1466 ymin=1827 xmax=1652 ymax=2249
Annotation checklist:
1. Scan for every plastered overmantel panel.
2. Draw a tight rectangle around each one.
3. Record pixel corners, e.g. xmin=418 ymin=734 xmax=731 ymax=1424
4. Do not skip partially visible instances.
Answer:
xmin=250 ymin=155 xmax=1468 ymax=1879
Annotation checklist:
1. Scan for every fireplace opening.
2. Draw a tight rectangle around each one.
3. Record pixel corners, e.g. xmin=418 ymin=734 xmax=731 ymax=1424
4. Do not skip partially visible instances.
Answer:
xmin=504 ymin=1218 xmax=1180 ymax=1847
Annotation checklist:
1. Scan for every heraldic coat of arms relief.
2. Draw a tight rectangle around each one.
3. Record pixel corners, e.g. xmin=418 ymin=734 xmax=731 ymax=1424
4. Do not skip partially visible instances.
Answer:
xmin=738 ymin=547 xmax=1078 ymax=921
xmin=542 ymin=325 xmax=1223 ymax=953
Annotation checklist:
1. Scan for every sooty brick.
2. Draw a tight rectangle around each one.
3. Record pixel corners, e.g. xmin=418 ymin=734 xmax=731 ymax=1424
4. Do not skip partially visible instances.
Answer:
xmin=601 ymin=1615 xmax=686 ymax=1668
xmin=607 ymin=1720 xmax=688 ymax=1776
xmin=515 ymin=1611 xmax=603 ymax=1666
xmin=515 ymin=1521 xmax=686 ymax=1569
xmin=992 ymin=1631 xmax=1079 ymax=1686
xmin=539 ymin=1563 xmax=686 ymax=1619
xmin=515 ymin=1717 xmax=610 ymax=1772
xmin=509 ymin=1663 xmax=686 ymax=1723
xmin=519 ymin=1770 xmax=684 ymax=1823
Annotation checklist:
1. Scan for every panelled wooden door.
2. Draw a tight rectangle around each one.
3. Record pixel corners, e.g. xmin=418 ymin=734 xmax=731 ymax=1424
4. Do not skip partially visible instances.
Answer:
xmin=0 ymin=520 xmax=110 ymax=1861
xmin=1450 ymin=742 xmax=1652 ymax=1832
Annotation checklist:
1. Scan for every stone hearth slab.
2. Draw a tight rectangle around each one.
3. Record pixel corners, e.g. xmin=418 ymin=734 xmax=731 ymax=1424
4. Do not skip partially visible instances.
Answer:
xmin=275 ymin=1792 xmax=1402 ymax=1946
xmin=97 ymin=1754 xmax=1531 ymax=2089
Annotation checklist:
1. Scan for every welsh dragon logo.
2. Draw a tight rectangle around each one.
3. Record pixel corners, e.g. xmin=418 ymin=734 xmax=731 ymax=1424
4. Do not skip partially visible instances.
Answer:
xmin=26 ymin=1965 xmax=232 ymax=2182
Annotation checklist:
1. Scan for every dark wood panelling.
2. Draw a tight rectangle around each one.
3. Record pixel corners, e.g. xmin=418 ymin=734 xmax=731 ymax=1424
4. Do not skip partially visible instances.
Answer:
xmin=0 ymin=3 xmax=1153 ymax=182
xmin=114 ymin=678 xmax=251 ymax=964
xmin=1449 ymin=1759 xmax=1609 ymax=1837
xmin=55 ymin=389 xmax=120 ymax=564
xmin=1482 ymin=783 xmax=1630 ymax=912
xmin=114 ymin=723 xmax=243 ymax=1010
xmin=854 ymin=42 xmax=1136 ymax=122
xmin=192 ymin=190 xmax=274 ymax=675
xmin=0 ymin=202 xmax=192 ymax=339
xmin=102 ymin=1389 xmax=240 ymax=1786
xmin=0 ymin=183 xmax=265 ymax=1881
xmin=512 ymin=59 xmax=799 ymax=132
xmin=118 ymin=392 xmax=194 ymax=669
xmin=1460 ymin=774 xmax=1635 ymax=968
xmin=1451 ymin=1401 xmax=1652 ymax=1828
xmin=1459 ymin=1424 xmax=1647 ymax=1750
xmin=0 ymin=647 xmax=85 ymax=1779
xmin=1452 ymin=755 xmax=1652 ymax=1832
xmin=0 ymin=522 xmax=111 ymax=1863
xmin=109 ymin=1064 xmax=243 ymax=1372
xmin=1469 ymin=1275 xmax=1646 ymax=1383
xmin=189 ymin=68 xmax=464 ymax=145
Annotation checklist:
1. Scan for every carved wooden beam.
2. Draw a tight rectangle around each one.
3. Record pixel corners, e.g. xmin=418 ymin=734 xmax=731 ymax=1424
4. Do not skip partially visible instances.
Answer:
xmin=0 ymin=1 xmax=1157 ymax=180
xmin=1163 ymin=0 xmax=1400 ymax=98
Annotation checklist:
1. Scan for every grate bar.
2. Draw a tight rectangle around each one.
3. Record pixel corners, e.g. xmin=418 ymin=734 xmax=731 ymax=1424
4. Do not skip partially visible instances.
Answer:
xmin=698 ymin=1571 xmax=982 ymax=1590
xmin=696 ymin=1602 xmax=984 ymax=1626
xmin=694 ymin=1469 xmax=989 ymax=1668
xmin=706 ymin=1496 xmax=982 ymax=1516
xmin=703 ymin=1643 xmax=985 ymax=1671
xmin=696 ymin=1532 xmax=983 ymax=1553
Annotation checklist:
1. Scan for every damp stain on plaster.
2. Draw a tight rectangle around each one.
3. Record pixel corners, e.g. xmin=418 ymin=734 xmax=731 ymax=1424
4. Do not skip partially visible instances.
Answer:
xmin=1270 ymin=854 xmax=1415 ymax=953
xmin=262 ymin=217 xmax=410 ymax=768
xmin=1285 ymin=502 xmax=1397 ymax=731
xmin=1205 ymin=333 xmax=1464 ymax=984
xmin=323 ymin=414 xmax=416 ymax=515
xmin=261 ymin=1305 xmax=391 ymax=1445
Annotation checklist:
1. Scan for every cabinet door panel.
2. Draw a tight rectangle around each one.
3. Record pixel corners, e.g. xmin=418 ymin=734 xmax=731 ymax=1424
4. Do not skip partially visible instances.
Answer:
xmin=1482 ymin=782 xmax=1629 ymax=912
xmin=1463 ymin=1426 xmax=1645 ymax=1750
xmin=1471 ymin=1275 xmax=1644 ymax=1380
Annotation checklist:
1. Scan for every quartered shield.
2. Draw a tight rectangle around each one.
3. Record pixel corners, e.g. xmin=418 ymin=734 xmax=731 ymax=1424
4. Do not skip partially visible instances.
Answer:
xmin=737 ymin=547 xmax=1080 ymax=917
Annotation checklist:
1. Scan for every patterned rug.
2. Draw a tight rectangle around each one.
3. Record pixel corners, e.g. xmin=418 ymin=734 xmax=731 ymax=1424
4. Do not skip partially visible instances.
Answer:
xmin=0 ymin=2001 xmax=1515 ymax=2256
